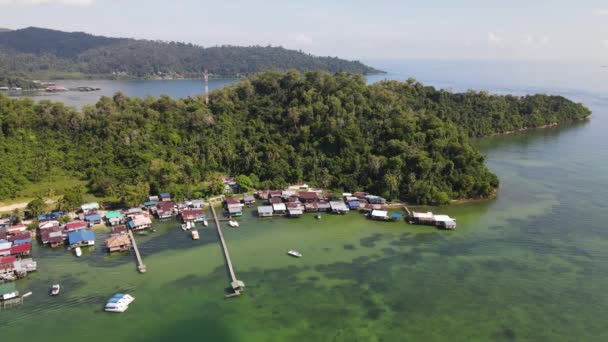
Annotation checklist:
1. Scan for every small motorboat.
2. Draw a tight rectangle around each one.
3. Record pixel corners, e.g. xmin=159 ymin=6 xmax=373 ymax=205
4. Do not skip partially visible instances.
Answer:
xmin=287 ymin=250 xmax=302 ymax=258
xmin=50 ymin=284 xmax=60 ymax=296
xmin=181 ymin=223 xmax=187 ymax=231
xmin=203 ymin=220 xmax=208 ymax=227
xmin=228 ymin=220 xmax=236 ymax=227
xmin=74 ymin=247 xmax=82 ymax=257
xmin=316 ymin=213 xmax=321 ymax=220
xmin=22 ymin=292 xmax=33 ymax=298
xmin=191 ymin=230 xmax=199 ymax=240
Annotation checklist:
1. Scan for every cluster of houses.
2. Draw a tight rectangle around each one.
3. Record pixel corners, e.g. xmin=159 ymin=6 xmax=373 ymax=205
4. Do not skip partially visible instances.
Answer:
xmin=37 ymin=205 xmax=98 ymax=250
xmin=253 ymin=190 xmax=390 ymax=218
xmin=250 ymin=188 xmax=456 ymax=229
xmin=0 ymin=220 xmax=37 ymax=283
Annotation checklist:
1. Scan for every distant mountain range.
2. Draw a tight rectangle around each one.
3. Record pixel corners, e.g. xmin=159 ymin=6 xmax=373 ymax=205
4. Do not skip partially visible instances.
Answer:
xmin=0 ymin=27 xmax=382 ymax=80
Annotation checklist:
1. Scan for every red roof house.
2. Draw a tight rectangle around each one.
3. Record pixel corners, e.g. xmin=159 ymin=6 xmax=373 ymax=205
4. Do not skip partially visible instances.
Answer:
xmin=10 ymin=242 xmax=31 ymax=256
xmin=299 ymin=192 xmax=319 ymax=202
xmin=65 ymin=220 xmax=88 ymax=232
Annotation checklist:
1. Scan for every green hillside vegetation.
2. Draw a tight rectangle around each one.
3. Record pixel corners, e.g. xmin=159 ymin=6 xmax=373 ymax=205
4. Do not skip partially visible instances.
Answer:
xmin=0 ymin=27 xmax=381 ymax=82
xmin=0 ymin=71 xmax=590 ymax=204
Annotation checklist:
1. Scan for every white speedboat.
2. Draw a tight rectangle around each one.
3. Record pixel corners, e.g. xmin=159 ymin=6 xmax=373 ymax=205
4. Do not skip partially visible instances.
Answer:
xmin=228 ymin=220 xmax=236 ymax=227
xmin=181 ymin=221 xmax=193 ymax=231
xmin=316 ymin=213 xmax=321 ymax=220
xmin=50 ymin=284 xmax=60 ymax=296
xmin=287 ymin=250 xmax=302 ymax=258
xmin=203 ymin=220 xmax=208 ymax=227
xmin=191 ymin=230 xmax=199 ymax=240
xmin=74 ymin=247 xmax=82 ymax=257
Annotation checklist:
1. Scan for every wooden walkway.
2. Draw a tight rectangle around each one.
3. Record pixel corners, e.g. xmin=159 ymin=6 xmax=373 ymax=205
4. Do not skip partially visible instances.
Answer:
xmin=209 ymin=204 xmax=243 ymax=297
xmin=128 ymin=230 xmax=147 ymax=273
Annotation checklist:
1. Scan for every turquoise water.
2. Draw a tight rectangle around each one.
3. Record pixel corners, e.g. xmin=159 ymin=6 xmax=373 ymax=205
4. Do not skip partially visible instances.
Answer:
xmin=2 ymin=61 xmax=608 ymax=341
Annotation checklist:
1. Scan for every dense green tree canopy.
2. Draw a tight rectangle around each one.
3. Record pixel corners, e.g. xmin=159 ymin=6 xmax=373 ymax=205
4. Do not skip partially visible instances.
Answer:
xmin=0 ymin=71 xmax=590 ymax=204
xmin=0 ymin=27 xmax=381 ymax=83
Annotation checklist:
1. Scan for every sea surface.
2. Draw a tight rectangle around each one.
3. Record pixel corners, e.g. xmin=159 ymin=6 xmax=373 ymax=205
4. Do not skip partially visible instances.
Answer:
xmin=1 ymin=60 xmax=608 ymax=341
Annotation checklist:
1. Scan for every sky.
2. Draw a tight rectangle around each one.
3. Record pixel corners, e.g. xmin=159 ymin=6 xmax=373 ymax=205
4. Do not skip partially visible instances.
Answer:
xmin=0 ymin=0 xmax=607 ymax=62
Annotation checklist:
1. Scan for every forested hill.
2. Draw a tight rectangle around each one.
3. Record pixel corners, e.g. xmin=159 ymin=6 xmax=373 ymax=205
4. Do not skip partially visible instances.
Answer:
xmin=0 ymin=27 xmax=381 ymax=79
xmin=0 ymin=71 xmax=590 ymax=204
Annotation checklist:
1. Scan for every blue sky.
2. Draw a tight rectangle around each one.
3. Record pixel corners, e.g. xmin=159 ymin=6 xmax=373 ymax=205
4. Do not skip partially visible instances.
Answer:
xmin=1 ymin=0 xmax=607 ymax=62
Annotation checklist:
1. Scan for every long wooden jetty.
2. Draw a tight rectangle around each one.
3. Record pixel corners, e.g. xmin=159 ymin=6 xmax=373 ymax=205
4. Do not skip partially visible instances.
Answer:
xmin=209 ymin=203 xmax=244 ymax=297
xmin=128 ymin=230 xmax=147 ymax=273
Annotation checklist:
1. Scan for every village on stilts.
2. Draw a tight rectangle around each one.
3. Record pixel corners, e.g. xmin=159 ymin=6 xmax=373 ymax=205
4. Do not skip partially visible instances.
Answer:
xmin=0 ymin=176 xmax=456 ymax=309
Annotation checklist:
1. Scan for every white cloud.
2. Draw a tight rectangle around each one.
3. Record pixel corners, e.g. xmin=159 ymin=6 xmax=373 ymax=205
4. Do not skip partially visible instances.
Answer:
xmin=594 ymin=9 xmax=608 ymax=16
xmin=523 ymin=33 xmax=550 ymax=47
xmin=0 ymin=0 xmax=94 ymax=6
xmin=487 ymin=32 xmax=502 ymax=45
xmin=288 ymin=33 xmax=313 ymax=45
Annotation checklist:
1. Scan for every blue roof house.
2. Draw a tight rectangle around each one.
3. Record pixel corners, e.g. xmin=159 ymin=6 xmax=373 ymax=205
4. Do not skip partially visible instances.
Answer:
xmin=68 ymin=230 xmax=96 ymax=247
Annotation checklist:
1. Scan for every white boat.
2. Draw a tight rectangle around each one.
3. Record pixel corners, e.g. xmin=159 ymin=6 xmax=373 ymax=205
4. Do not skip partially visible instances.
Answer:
xmin=203 ymin=220 xmax=208 ymax=227
xmin=228 ymin=220 xmax=239 ymax=227
xmin=104 ymin=293 xmax=135 ymax=313
xmin=50 ymin=284 xmax=60 ymax=296
xmin=287 ymin=250 xmax=303 ymax=258
xmin=74 ymin=247 xmax=82 ymax=257
xmin=191 ymin=230 xmax=199 ymax=240
xmin=181 ymin=221 xmax=193 ymax=231
xmin=105 ymin=302 xmax=129 ymax=313
xmin=316 ymin=213 xmax=321 ymax=219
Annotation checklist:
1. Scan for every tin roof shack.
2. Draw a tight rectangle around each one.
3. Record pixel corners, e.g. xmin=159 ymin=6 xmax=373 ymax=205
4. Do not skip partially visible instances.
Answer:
xmin=257 ymin=206 xmax=274 ymax=217
xmin=369 ymin=210 xmax=389 ymax=221
xmin=0 ymin=256 xmax=16 ymax=280
xmin=127 ymin=213 xmax=152 ymax=231
xmin=243 ymin=195 xmax=256 ymax=205
xmin=365 ymin=195 xmax=387 ymax=205
xmin=8 ymin=232 xmax=32 ymax=245
xmin=38 ymin=226 xmax=62 ymax=245
xmin=68 ymin=230 xmax=95 ymax=248
xmin=65 ymin=220 xmax=88 ymax=232
xmin=272 ymin=203 xmax=287 ymax=215
xmin=361 ymin=203 xmax=385 ymax=213
xmin=353 ymin=192 xmax=368 ymax=200
xmin=317 ymin=201 xmax=331 ymax=212
xmin=287 ymin=207 xmax=304 ymax=218
xmin=84 ymin=214 xmax=102 ymax=226
xmin=299 ymin=191 xmax=319 ymax=203
xmin=433 ymin=215 xmax=457 ymax=230
xmin=224 ymin=197 xmax=243 ymax=217
xmin=256 ymin=191 xmax=270 ymax=200
xmin=0 ymin=239 xmax=11 ymax=256
xmin=111 ymin=225 xmax=128 ymax=236
xmin=156 ymin=201 xmax=174 ymax=219
xmin=347 ymin=201 xmax=361 ymax=210
xmin=48 ymin=233 xmax=65 ymax=248
xmin=104 ymin=211 xmax=125 ymax=226
xmin=6 ymin=224 xmax=27 ymax=235
xmin=105 ymin=235 xmax=132 ymax=253
xmin=180 ymin=209 xmax=206 ymax=222
xmin=38 ymin=211 xmax=65 ymax=221
xmin=408 ymin=212 xmax=435 ymax=225
xmin=13 ymin=258 xmax=37 ymax=277
xmin=191 ymin=199 xmax=205 ymax=208
xmin=80 ymin=202 xmax=100 ymax=212
xmin=268 ymin=190 xmax=282 ymax=198
xmin=330 ymin=201 xmax=350 ymax=215
xmin=160 ymin=193 xmax=172 ymax=202
xmin=11 ymin=243 xmax=31 ymax=257
xmin=149 ymin=195 xmax=160 ymax=202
